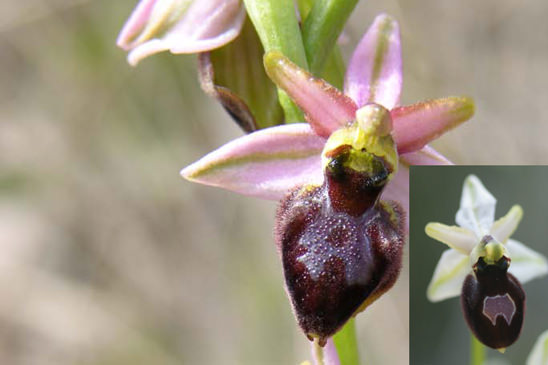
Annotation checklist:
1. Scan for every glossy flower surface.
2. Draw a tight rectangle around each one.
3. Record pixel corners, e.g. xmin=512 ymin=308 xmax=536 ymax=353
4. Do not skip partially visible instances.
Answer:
xmin=426 ymin=175 xmax=548 ymax=302
xmin=117 ymin=0 xmax=245 ymax=66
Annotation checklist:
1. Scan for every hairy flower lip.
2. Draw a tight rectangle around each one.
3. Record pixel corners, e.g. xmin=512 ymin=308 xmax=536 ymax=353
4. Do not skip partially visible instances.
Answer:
xmin=276 ymin=179 xmax=405 ymax=344
xmin=117 ymin=0 xmax=246 ymax=66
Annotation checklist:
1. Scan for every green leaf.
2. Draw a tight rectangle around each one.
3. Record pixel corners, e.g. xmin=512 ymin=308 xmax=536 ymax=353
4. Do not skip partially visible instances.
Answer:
xmin=243 ymin=0 xmax=309 ymax=123
xmin=333 ymin=318 xmax=360 ymax=365
xmin=200 ymin=18 xmax=284 ymax=131
xmin=302 ymin=0 xmax=359 ymax=75
xmin=296 ymin=0 xmax=314 ymax=19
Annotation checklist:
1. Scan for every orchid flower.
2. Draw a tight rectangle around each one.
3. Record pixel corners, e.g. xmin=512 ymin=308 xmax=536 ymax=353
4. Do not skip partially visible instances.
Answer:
xmin=181 ymin=14 xmax=474 ymax=217
xmin=117 ymin=0 xmax=245 ymax=66
xmin=426 ymin=174 xmax=548 ymax=303
xmin=426 ymin=175 xmax=548 ymax=350
xmin=181 ymin=14 xmax=474 ymax=345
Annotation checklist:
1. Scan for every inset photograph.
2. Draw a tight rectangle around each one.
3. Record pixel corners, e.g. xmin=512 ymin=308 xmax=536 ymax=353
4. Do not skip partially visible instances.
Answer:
xmin=410 ymin=166 xmax=548 ymax=365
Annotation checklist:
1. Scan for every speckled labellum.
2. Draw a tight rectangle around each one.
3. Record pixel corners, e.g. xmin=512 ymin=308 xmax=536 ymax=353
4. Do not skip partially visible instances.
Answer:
xmin=461 ymin=236 xmax=525 ymax=350
xmin=275 ymin=104 xmax=405 ymax=345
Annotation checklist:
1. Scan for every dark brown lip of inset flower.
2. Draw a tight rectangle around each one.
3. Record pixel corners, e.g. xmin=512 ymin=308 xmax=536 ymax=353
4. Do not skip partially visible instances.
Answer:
xmin=461 ymin=256 xmax=526 ymax=350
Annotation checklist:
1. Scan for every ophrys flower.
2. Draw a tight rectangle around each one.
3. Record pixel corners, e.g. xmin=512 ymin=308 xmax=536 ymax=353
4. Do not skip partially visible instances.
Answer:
xmin=426 ymin=175 xmax=548 ymax=350
xmin=182 ymin=13 xmax=474 ymax=344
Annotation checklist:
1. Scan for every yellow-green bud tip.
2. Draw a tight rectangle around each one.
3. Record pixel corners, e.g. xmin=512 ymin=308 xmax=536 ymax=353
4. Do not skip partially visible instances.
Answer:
xmin=263 ymin=51 xmax=294 ymax=84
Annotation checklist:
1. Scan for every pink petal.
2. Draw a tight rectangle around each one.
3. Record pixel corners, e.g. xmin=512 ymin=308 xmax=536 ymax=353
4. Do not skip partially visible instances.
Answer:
xmin=117 ymin=0 xmax=158 ymax=51
xmin=127 ymin=39 xmax=173 ymax=66
xmin=168 ymin=0 xmax=245 ymax=53
xmin=401 ymin=145 xmax=452 ymax=165
xmin=181 ymin=124 xmax=325 ymax=200
xmin=119 ymin=0 xmax=246 ymax=66
xmin=391 ymin=96 xmax=475 ymax=154
xmin=264 ymin=51 xmax=357 ymax=138
xmin=344 ymin=14 xmax=402 ymax=109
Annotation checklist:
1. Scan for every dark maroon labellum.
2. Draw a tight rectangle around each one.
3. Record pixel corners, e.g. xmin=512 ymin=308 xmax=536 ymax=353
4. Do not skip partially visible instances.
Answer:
xmin=275 ymin=145 xmax=404 ymax=346
xmin=461 ymin=256 xmax=525 ymax=350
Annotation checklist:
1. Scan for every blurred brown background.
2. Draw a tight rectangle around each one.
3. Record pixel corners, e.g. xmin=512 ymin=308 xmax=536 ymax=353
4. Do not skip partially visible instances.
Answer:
xmin=1 ymin=0 xmax=547 ymax=364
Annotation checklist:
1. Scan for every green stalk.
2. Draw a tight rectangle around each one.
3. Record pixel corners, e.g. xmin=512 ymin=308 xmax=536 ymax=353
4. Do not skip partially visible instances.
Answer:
xmin=302 ymin=0 xmax=359 ymax=75
xmin=296 ymin=0 xmax=314 ymax=18
xmin=314 ymin=341 xmax=325 ymax=365
xmin=321 ymin=46 xmax=345 ymax=90
xmin=243 ymin=0 xmax=308 ymax=123
xmin=470 ymin=334 xmax=486 ymax=365
xmin=333 ymin=318 xmax=360 ymax=365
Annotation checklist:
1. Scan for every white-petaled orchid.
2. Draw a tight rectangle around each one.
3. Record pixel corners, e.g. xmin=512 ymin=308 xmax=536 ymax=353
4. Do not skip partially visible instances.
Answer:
xmin=181 ymin=14 xmax=474 ymax=218
xmin=426 ymin=175 xmax=548 ymax=303
xmin=117 ymin=0 xmax=245 ymax=66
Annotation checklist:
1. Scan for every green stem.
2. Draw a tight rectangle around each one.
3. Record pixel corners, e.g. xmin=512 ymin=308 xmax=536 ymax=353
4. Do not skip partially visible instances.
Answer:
xmin=470 ymin=334 xmax=486 ymax=365
xmin=296 ymin=0 xmax=314 ymax=19
xmin=302 ymin=0 xmax=359 ymax=76
xmin=243 ymin=0 xmax=308 ymax=123
xmin=333 ymin=318 xmax=360 ymax=365
xmin=314 ymin=340 xmax=325 ymax=365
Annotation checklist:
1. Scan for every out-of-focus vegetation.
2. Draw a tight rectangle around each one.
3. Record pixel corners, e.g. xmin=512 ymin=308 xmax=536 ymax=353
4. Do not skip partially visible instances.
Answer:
xmin=1 ymin=0 xmax=547 ymax=364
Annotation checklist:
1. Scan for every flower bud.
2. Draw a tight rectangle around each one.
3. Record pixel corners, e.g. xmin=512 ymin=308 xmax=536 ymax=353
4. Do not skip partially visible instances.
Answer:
xmin=117 ymin=0 xmax=245 ymax=65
